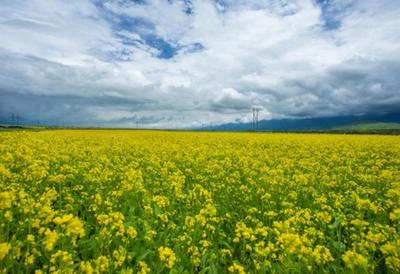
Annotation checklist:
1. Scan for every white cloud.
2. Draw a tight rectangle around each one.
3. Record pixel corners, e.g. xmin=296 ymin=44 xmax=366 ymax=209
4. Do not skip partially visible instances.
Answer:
xmin=0 ymin=0 xmax=400 ymax=127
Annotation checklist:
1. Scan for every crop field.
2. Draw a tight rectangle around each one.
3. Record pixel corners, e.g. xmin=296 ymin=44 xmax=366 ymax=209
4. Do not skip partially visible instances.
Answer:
xmin=0 ymin=130 xmax=399 ymax=273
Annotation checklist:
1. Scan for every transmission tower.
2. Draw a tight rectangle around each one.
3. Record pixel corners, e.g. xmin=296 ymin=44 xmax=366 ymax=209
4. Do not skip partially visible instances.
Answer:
xmin=252 ymin=108 xmax=260 ymax=131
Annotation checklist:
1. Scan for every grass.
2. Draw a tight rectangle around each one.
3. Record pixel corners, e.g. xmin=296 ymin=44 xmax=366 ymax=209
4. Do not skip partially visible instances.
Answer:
xmin=333 ymin=122 xmax=400 ymax=131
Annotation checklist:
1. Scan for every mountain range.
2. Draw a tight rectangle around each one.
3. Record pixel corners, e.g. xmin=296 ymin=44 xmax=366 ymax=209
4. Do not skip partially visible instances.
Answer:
xmin=199 ymin=112 xmax=400 ymax=132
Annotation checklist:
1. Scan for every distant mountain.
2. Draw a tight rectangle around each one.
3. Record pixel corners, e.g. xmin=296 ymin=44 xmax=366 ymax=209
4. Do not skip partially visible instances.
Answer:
xmin=199 ymin=112 xmax=400 ymax=131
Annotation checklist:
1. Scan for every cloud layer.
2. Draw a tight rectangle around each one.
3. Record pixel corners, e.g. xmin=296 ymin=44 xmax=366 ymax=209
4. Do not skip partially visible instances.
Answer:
xmin=0 ymin=0 xmax=399 ymax=127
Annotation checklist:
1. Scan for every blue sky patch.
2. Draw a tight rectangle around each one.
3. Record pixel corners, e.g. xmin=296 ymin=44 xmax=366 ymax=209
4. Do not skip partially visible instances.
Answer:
xmin=142 ymin=34 xmax=180 ymax=59
xmin=314 ymin=0 xmax=352 ymax=31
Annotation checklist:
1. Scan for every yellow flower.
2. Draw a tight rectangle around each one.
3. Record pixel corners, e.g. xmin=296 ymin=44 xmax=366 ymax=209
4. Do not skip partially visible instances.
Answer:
xmin=25 ymin=254 xmax=35 ymax=265
xmin=0 ymin=165 xmax=11 ymax=178
xmin=185 ymin=216 xmax=196 ymax=228
xmin=0 ymin=242 xmax=11 ymax=260
xmin=228 ymin=262 xmax=246 ymax=274
xmin=385 ymin=256 xmax=400 ymax=272
xmin=255 ymin=227 xmax=268 ymax=237
xmin=94 ymin=193 xmax=102 ymax=204
xmin=0 ymin=191 xmax=13 ymax=209
xmin=342 ymin=251 xmax=368 ymax=269
xmin=27 ymin=234 xmax=35 ymax=242
xmin=95 ymin=256 xmax=109 ymax=273
xmin=152 ymin=196 xmax=169 ymax=208
xmin=389 ymin=208 xmax=400 ymax=221
xmin=120 ymin=268 xmax=133 ymax=274
xmin=53 ymin=214 xmax=74 ymax=225
xmin=66 ymin=217 xmax=85 ymax=237
xmin=380 ymin=243 xmax=396 ymax=255
xmin=144 ymin=206 xmax=153 ymax=215
xmin=4 ymin=211 xmax=12 ymax=221
xmin=277 ymin=233 xmax=303 ymax=254
xmin=312 ymin=245 xmax=333 ymax=265
xmin=158 ymin=246 xmax=176 ymax=269
xmin=112 ymin=246 xmax=127 ymax=267
xmin=234 ymin=222 xmax=254 ymax=241
xmin=137 ymin=261 xmax=150 ymax=274
xmin=43 ymin=230 xmax=58 ymax=251
xmin=254 ymin=241 xmax=274 ymax=257
xmin=127 ymin=227 xmax=138 ymax=239
xmin=316 ymin=211 xmax=332 ymax=224
xmin=50 ymin=250 xmax=73 ymax=265
xmin=54 ymin=214 xmax=85 ymax=237
xmin=80 ymin=261 xmax=94 ymax=274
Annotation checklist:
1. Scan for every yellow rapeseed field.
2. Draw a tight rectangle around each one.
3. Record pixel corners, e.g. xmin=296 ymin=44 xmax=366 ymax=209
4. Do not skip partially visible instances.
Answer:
xmin=0 ymin=130 xmax=399 ymax=273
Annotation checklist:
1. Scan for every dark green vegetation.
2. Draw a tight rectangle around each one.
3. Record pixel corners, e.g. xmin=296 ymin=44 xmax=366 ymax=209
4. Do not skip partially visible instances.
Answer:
xmin=333 ymin=123 xmax=400 ymax=131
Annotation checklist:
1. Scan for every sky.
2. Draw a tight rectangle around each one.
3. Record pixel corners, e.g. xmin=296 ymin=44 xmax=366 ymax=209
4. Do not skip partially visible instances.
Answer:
xmin=0 ymin=0 xmax=399 ymax=128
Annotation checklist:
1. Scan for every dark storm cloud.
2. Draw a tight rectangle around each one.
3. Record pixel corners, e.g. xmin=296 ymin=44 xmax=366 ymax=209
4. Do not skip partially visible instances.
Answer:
xmin=250 ymin=59 xmax=400 ymax=118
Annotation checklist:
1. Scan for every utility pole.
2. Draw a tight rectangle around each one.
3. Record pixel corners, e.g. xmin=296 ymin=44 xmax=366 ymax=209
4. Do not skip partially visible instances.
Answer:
xmin=252 ymin=108 xmax=255 ymax=130
xmin=256 ymin=108 xmax=259 ymax=130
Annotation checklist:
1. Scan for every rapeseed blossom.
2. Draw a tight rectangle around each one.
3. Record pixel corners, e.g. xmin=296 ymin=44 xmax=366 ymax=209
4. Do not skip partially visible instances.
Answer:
xmin=0 ymin=243 xmax=11 ymax=260
xmin=342 ymin=251 xmax=368 ymax=269
xmin=0 ymin=191 xmax=12 ymax=209
xmin=80 ymin=261 xmax=94 ymax=274
xmin=137 ymin=261 xmax=150 ymax=274
xmin=43 ymin=230 xmax=58 ymax=251
xmin=158 ymin=246 xmax=176 ymax=269
xmin=0 ymin=130 xmax=399 ymax=273
xmin=228 ymin=262 xmax=246 ymax=274
xmin=389 ymin=208 xmax=400 ymax=221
